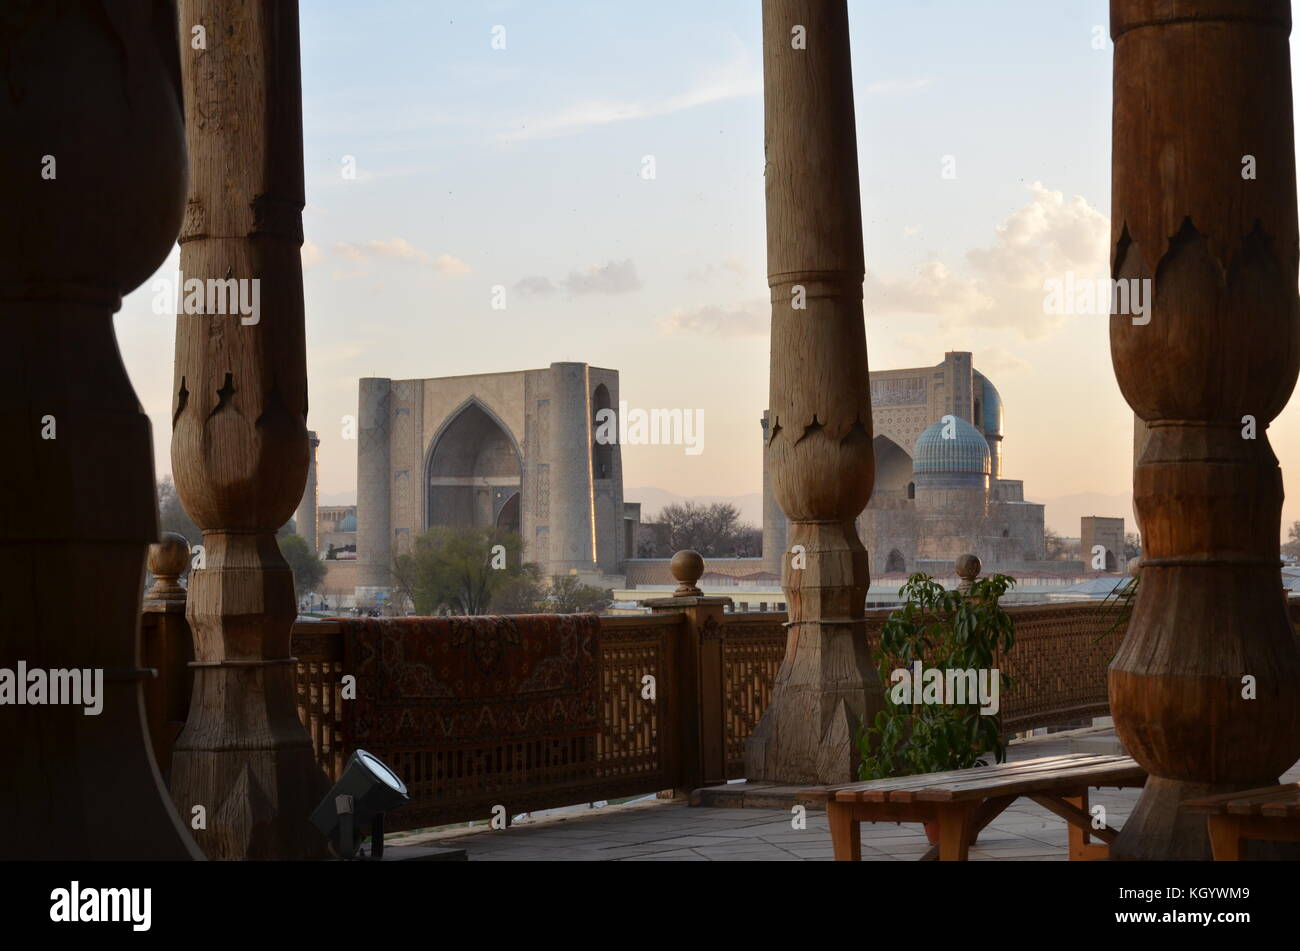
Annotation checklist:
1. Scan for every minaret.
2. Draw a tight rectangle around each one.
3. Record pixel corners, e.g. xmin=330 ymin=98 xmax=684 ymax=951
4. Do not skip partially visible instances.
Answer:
xmin=356 ymin=378 xmax=393 ymax=596
xmin=546 ymin=362 xmax=597 ymax=575
xmin=295 ymin=430 xmax=320 ymax=552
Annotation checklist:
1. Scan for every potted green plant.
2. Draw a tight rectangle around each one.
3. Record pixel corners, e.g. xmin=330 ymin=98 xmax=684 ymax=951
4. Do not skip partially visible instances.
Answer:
xmin=856 ymin=571 xmax=1016 ymax=844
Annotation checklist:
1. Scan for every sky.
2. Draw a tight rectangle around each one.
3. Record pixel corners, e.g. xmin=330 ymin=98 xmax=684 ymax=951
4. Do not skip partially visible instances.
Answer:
xmin=113 ymin=0 xmax=1300 ymax=535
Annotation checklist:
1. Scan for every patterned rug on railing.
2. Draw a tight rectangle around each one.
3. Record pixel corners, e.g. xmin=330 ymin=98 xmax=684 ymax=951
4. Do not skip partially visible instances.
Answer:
xmin=335 ymin=614 xmax=600 ymax=753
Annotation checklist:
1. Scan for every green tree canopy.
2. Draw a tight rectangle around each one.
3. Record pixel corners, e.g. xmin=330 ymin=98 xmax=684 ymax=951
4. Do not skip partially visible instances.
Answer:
xmin=279 ymin=533 xmax=325 ymax=600
xmin=393 ymin=527 xmax=536 ymax=616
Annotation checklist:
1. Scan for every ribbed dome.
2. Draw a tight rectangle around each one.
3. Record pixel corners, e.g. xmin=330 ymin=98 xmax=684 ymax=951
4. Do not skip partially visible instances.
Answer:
xmin=339 ymin=514 xmax=358 ymax=533
xmin=976 ymin=373 xmax=1004 ymax=437
xmin=913 ymin=416 xmax=992 ymax=475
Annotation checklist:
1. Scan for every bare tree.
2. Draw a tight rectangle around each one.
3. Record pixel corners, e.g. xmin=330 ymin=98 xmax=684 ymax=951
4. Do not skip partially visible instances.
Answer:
xmin=653 ymin=501 xmax=760 ymax=557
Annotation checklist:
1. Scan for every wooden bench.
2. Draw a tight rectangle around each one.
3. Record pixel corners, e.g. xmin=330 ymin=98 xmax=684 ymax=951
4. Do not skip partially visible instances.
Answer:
xmin=799 ymin=753 xmax=1146 ymax=861
xmin=1183 ymin=784 xmax=1300 ymax=860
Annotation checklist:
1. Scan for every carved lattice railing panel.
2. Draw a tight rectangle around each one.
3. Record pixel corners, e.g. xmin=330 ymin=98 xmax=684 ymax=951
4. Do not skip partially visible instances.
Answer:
xmin=596 ymin=615 xmax=680 ymax=787
xmin=719 ymin=617 xmax=788 ymax=778
xmin=993 ymin=603 xmax=1123 ymax=734
xmin=293 ymin=623 xmax=346 ymax=781
xmin=715 ymin=601 xmax=1135 ymax=776
xmin=291 ymin=614 xmax=682 ymax=832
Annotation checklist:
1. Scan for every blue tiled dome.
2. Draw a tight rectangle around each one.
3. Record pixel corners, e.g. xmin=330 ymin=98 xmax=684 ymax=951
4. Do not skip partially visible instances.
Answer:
xmin=913 ymin=416 xmax=991 ymax=475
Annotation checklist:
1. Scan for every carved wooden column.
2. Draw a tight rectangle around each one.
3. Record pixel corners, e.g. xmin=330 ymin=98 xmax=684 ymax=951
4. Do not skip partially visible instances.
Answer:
xmin=1109 ymin=0 xmax=1300 ymax=859
xmin=745 ymin=0 xmax=881 ymax=784
xmin=0 ymin=1 xmax=200 ymax=859
xmin=169 ymin=0 xmax=328 ymax=859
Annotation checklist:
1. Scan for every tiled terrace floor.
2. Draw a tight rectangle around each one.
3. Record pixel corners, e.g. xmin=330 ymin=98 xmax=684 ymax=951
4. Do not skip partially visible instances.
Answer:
xmin=395 ymin=737 xmax=1300 ymax=862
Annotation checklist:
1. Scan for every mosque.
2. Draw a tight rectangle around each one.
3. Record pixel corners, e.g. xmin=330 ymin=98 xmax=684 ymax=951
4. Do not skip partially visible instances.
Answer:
xmin=304 ymin=352 xmax=1050 ymax=606
xmin=762 ymin=351 xmax=1048 ymax=576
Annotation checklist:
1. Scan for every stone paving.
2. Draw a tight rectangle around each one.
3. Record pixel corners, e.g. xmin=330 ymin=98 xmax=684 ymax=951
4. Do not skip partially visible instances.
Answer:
xmin=394 ymin=734 xmax=1300 ymax=862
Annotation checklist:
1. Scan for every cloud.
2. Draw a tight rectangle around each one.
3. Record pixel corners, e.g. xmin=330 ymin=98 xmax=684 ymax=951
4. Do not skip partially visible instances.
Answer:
xmin=434 ymin=254 xmax=472 ymax=275
xmin=866 ymin=259 xmax=995 ymax=320
xmin=365 ymin=238 xmax=426 ymax=261
xmin=514 ymin=275 xmax=557 ymax=297
xmin=500 ymin=55 xmax=759 ymax=141
xmin=660 ymin=299 xmax=767 ymax=338
xmin=867 ymin=182 xmax=1109 ymax=339
xmin=564 ymin=259 xmax=642 ymax=295
xmin=301 ymin=241 xmax=322 ymax=270
xmin=330 ymin=239 xmax=472 ymax=276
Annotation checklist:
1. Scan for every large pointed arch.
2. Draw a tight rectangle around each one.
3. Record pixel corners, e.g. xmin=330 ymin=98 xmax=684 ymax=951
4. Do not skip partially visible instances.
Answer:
xmin=424 ymin=397 xmax=524 ymax=531
xmin=872 ymin=434 xmax=913 ymax=495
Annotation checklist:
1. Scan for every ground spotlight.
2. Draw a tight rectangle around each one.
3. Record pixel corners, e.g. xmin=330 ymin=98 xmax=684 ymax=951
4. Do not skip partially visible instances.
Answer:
xmin=311 ymin=750 xmax=409 ymax=860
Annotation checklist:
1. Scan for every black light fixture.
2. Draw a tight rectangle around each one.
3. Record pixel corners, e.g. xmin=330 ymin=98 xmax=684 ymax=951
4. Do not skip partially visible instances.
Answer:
xmin=311 ymin=749 xmax=410 ymax=860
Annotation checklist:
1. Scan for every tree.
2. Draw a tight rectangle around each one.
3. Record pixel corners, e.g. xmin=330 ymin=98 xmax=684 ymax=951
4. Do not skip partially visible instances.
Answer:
xmin=157 ymin=475 xmax=201 ymax=545
xmin=543 ymin=575 xmax=613 ymax=615
xmin=653 ymin=501 xmax=760 ymax=557
xmin=392 ymin=527 xmax=537 ymax=616
xmin=490 ymin=563 xmax=547 ymax=615
xmin=1124 ymin=532 xmax=1141 ymax=562
xmin=1283 ymin=522 xmax=1300 ymax=559
xmin=1043 ymin=528 xmax=1070 ymax=561
xmin=279 ymin=533 xmax=325 ymax=601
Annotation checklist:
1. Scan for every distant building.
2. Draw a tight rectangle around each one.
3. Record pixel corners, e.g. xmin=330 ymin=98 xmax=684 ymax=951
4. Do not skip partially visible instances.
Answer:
xmin=294 ymin=430 xmax=320 ymax=552
xmin=352 ymin=363 xmax=638 ymax=606
xmin=1080 ymin=516 xmax=1126 ymax=572
xmin=319 ymin=505 xmax=357 ymax=559
xmin=762 ymin=351 xmax=1050 ymax=575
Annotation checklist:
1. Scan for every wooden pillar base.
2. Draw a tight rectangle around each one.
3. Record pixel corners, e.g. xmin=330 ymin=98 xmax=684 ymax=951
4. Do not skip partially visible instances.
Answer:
xmin=1111 ymin=775 xmax=1300 ymax=861
xmin=171 ymin=662 xmax=327 ymax=860
xmin=2 ymin=542 xmax=202 ymax=860
xmin=169 ymin=532 xmax=328 ymax=859
xmin=745 ymin=522 xmax=880 ymax=784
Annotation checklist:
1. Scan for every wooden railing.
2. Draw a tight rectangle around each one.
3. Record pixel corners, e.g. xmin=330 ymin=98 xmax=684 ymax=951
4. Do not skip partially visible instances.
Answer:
xmin=713 ymin=600 xmax=1125 ymax=776
xmin=717 ymin=615 xmax=787 ymax=778
xmin=142 ymin=548 xmax=1300 ymax=835
xmin=290 ymin=615 xmax=683 ymax=832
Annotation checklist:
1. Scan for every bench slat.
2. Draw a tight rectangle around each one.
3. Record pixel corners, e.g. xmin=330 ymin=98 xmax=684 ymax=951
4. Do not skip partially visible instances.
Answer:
xmin=1184 ymin=783 xmax=1300 ymax=818
xmin=911 ymin=760 xmax=1145 ymax=802
xmin=825 ymin=754 xmax=1140 ymax=804
xmin=864 ymin=756 xmax=1133 ymax=803
xmin=804 ymin=753 xmax=1098 ymax=800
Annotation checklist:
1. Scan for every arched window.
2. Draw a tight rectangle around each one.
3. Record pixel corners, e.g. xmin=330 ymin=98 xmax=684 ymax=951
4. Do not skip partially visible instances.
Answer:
xmin=906 ymin=482 xmax=915 ymax=500
xmin=592 ymin=384 xmax=613 ymax=480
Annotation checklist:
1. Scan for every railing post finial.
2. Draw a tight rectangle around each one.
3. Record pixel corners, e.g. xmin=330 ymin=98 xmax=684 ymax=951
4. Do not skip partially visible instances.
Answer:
xmin=671 ymin=550 xmax=705 ymax=598
xmin=955 ymin=554 xmax=981 ymax=595
xmin=145 ymin=532 xmax=191 ymax=608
